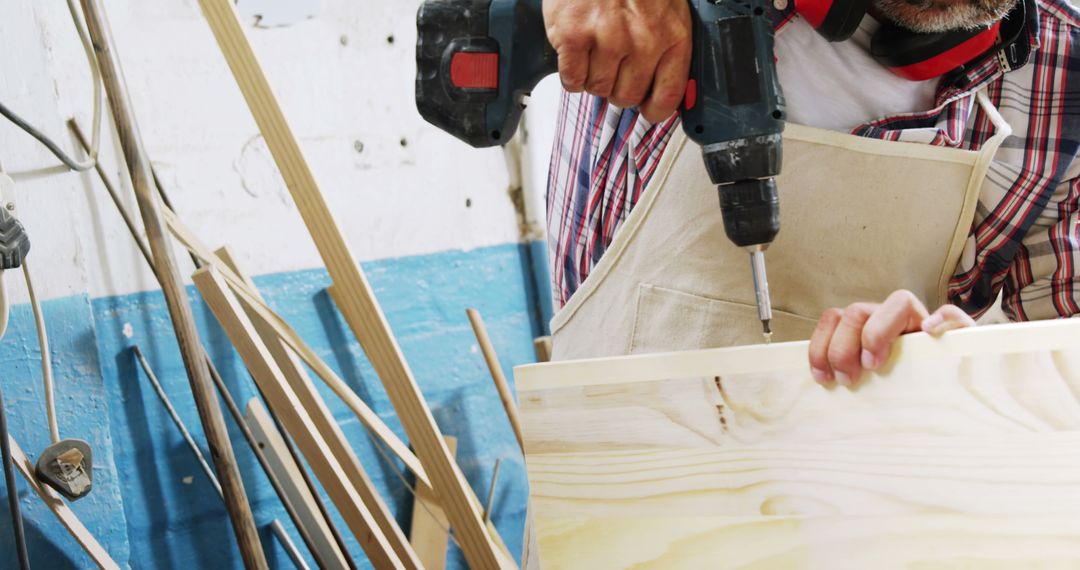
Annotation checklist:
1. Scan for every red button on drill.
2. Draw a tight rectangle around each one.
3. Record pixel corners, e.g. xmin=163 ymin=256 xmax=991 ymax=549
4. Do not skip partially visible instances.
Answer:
xmin=684 ymin=78 xmax=698 ymax=110
xmin=450 ymin=52 xmax=499 ymax=90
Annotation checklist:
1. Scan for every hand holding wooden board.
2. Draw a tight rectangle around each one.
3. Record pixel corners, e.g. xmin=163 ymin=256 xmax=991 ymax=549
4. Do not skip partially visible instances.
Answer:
xmin=515 ymin=320 xmax=1080 ymax=568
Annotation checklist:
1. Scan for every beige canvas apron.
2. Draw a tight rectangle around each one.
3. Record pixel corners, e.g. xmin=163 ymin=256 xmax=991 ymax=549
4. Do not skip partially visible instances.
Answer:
xmin=549 ymin=91 xmax=1011 ymax=361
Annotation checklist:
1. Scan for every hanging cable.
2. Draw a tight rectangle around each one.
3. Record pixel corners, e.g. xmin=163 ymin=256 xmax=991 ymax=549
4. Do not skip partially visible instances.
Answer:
xmin=0 ymin=386 xmax=31 ymax=570
xmin=0 ymin=0 xmax=102 ymax=173
xmin=22 ymin=261 xmax=59 ymax=445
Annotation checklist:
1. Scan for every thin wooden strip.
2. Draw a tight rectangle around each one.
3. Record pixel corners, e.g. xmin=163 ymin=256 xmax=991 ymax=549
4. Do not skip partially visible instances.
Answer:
xmin=326 ymin=288 xmax=516 ymax=563
xmin=8 ymin=436 xmax=120 ymax=569
xmin=218 ymin=247 xmax=421 ymax=569
xmin=323 ymin=290 xmax=516 ymax=570
xmin=466 ymin=309 xmax=524 ymax=452
xmin=410 ymin=436 xmax=457 ymax=570
xmin=159 ymin=208 xmax=429 ymax=487
xmin=515 ymin=319 xmax=1080 ymax=392
xmin=533 ymin=337 xmax=552 ymax=364
xmin=192 ymin=2 xmax=508 ymax=566
xmin=192 ymin=266 xmax=402 ymax=569
xmin=77 ymin=1 xmax=267 ymax=565
xmin=161 ymin=173 xmax=515 ymax=563
xmin=244 ymin=399 xmax=351 ymax=570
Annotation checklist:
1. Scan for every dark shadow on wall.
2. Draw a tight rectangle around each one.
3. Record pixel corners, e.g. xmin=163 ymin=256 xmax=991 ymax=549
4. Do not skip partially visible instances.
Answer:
xmin=517 ymin=241 xmax=553 ymax=338
xmin=114 ymin=348 xmax=237 ymax=570
xmin=0 ymin=515 xmax=81 ymax=570
xmin=311 ymin=289 xmax=401 ymax=494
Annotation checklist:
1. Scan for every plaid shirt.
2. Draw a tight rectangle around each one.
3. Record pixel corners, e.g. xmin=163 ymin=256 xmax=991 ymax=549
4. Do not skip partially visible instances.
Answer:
xmin=546 ymin=0 xmax=1080 ymax=321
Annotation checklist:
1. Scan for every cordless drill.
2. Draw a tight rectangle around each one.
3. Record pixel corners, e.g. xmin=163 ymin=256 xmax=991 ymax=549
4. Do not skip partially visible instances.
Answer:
xmin=416 ymin=0 xmax=785 ymax=339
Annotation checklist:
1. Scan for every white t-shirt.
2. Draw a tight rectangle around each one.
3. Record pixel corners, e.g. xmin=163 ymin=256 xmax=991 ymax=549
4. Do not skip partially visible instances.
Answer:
xmin=774 ymin=15 xmax=940 ymax=131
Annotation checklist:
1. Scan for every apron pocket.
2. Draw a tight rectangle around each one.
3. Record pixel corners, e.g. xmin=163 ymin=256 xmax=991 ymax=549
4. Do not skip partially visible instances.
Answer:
xmin=629 ymin=284 xmax=819 ymax=354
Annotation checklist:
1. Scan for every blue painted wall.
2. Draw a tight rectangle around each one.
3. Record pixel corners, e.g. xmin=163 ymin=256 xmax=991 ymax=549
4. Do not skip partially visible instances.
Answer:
xmin=0 ymin=242 xmax=551 ymax=569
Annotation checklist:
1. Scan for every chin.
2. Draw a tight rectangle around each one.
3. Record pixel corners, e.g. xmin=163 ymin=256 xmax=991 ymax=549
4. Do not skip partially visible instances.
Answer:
xmin=874 ymin=0 xmax=1017 ymax=33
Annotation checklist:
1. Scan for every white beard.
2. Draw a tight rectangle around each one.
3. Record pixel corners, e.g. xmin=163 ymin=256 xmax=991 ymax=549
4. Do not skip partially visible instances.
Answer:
xmin=874 ymin=0 xmax=1018 ymax=33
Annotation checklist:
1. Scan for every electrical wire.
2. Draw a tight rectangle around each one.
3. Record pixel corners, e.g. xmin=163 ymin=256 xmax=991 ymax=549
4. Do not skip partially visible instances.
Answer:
xmin=0 ymin=385 xmax=31 ymax=570
xmin=0 ymin=0 xmax=102 ymax=172
xmin=0 ymin=273 xmax=8 ymax=341
xmin=22 ymin=261 xmax=59 ymax=445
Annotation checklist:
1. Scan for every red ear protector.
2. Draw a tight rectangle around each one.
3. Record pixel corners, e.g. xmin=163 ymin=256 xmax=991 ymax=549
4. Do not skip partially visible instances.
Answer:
xmin=794 ymin=0 xmax=1016 ymax=81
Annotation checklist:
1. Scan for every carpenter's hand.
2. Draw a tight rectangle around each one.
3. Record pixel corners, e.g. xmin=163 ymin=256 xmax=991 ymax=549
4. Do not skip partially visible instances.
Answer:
xmin=808 ymin=290 xmax=975 ymax=387
xmin=543 ymin=0 xmax=692 ymax=122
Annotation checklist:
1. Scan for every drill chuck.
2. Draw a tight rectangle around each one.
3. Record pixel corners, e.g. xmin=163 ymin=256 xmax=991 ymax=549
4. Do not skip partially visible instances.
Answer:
xmin=717 ymin=178 xmax=780 ymax=247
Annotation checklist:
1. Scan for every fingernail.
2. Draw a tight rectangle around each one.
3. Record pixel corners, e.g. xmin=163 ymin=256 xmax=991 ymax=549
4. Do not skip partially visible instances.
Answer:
xmin=834 ymin=371 xmax=851 ymax=386
xmin=811 ymin=368 xmax=828 ymax=384
xmin=922 ymin=314 xmax=943 ymax=333
xmin=860 ymin=349 xmax=878 ymax=370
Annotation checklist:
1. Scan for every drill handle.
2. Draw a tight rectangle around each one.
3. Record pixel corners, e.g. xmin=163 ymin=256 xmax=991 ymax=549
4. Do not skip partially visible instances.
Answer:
xmin=416 ymin=0 xmax=558 ymax=148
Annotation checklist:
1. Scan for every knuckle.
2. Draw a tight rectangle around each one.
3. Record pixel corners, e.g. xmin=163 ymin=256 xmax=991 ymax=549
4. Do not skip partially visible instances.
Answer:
xmin=586 ymin=77 xmax=615 ymax=96
xmin=890 ymin=289 xmax=919 ymax=307
xmin=861 ymin=328 xmax=887 ymax=351
xmin=827 ymin=343 xmax=858 ymax=371
xmin=820 ymin=307 xmax=843 ymax=324
xmin=613 ymin=86 xmax=647 ymax=108
xmin=841 ymin=305 xmax=866 ymax=324
xmin=652 ymin=88 xmax=683 ymax=110
xmin=552 ymin=26 xmax=592 ymax=52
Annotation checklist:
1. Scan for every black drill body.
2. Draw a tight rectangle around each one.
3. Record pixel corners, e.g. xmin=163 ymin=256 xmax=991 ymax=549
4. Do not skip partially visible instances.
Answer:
xmin=416 ymin=0 xmax=785 ymax=333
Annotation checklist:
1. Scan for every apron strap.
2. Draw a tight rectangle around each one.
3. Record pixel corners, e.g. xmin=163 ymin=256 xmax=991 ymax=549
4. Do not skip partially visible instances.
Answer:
xmin=936 ymin=90 xmax=1012 ymax=299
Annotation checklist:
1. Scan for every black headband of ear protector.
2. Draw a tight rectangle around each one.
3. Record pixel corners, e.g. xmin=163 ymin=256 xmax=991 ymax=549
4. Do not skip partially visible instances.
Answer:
xmin=796 ymin=0 xmax=1031 ymax=80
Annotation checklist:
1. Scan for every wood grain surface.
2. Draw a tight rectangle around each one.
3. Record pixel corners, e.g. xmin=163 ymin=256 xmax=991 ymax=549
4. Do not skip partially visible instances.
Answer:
xmin=517 ymin=321 xmax=1080 ymax=568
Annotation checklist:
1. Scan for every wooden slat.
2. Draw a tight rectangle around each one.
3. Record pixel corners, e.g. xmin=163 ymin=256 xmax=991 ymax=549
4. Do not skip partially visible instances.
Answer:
xmin=78 ymin=1 xmax=267 ymax=566
xmin=516 ymin=320 xmax=1080 ymax=567
xmin=160 ymin=208 xmax=429 ymax=485
xmin=163 ymin=208 xmax=514 ymax=561
xmin=9 ymin=436 xmax=120 ymax=569
xmin=244 ymin=399 xmax=351 ymax=570
xmin=217 ymin=247 xmax=421 ymax=569
xmin=532 ymin=337 xmax=552 ymax=364
xmin=410 ymin=436 xmax=457 ymax=570
xmin=192 ymin=266 xmax=402 ymax=569
xmin=191 ymin=2 xmax=508 ymax=566
xmin=466 ymin=309 xmax=524 ymax=452
xmin=161 ymin=210 xmax=428 ymax=487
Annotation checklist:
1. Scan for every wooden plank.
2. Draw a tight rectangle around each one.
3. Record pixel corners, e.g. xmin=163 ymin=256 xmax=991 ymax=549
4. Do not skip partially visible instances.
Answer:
xmin=466 ymin=309 xmax=524 ymax=451
xmin=192 ymin=266 xmax=402 ymax=569
xmin=77 ymin=1 xmax=267 ymax=566
xmin=536 ymin=515 xmax=1080 ymax=569
xmin=217 ymin=247 xmax=421 ymax=569
xmin=8 ymin=436 xmax=120 ymax=569
xmin=516 ymin=320 xmax=1080 ymax=567
xmin=410 ymin=436 xmax=457 ymax=570
xmin=244 ymin=399 xmax=351 ymax=570
xmin=191 ymin=2 xmax=509 ymax=567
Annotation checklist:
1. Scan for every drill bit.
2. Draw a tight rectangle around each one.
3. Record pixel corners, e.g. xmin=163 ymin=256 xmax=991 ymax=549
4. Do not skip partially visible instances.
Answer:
xmin=748 ymin=247 xmax=773 ymax=344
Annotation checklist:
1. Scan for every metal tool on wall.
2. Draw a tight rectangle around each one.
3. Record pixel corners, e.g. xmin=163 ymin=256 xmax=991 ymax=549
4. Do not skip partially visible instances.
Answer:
xmin=131 ymin=346 xmax=310 ymax=570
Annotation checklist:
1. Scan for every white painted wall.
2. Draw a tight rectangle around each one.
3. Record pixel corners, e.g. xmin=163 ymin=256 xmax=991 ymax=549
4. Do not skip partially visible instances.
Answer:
xmin=1 ymin=0 xmax=543 ymax=304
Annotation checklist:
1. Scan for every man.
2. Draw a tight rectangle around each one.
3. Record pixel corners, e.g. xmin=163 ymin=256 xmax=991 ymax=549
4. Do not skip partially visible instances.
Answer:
xmin=541 ymin=0 xmax=1079 ymax=385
